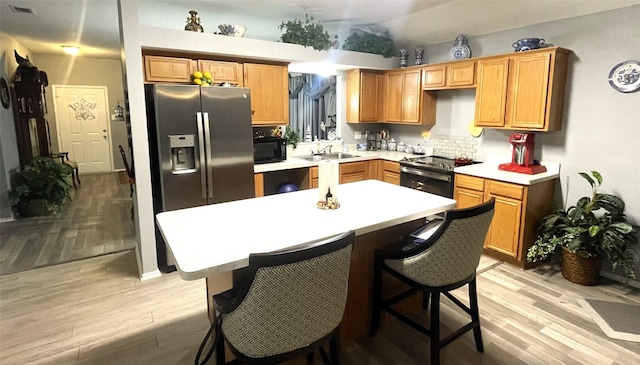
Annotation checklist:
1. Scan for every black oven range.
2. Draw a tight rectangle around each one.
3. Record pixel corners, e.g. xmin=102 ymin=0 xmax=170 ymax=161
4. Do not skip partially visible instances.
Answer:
xmin=399 ymin=156 xmax=476 ymax=198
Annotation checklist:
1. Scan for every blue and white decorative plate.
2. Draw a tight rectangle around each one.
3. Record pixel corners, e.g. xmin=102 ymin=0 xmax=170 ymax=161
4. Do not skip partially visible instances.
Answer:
xmin=449 ymin=45 xmax=470 ymax=60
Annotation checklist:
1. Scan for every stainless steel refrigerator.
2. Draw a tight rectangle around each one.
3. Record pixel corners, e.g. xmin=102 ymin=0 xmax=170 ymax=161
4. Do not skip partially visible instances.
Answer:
xmin=145 ymin=84 xmax=255 ymax=271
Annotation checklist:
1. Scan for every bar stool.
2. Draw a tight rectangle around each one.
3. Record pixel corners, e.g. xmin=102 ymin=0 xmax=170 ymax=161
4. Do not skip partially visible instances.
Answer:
xmin=370 ymin=199 xmax=495 ymax=365
xmin=196 ymin=230 xmax=355 ymax=365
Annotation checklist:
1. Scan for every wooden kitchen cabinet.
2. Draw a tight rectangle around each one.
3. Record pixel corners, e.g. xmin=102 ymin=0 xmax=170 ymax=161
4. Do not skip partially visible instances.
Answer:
xmin=474 ymin=47 xmax=570 ymax=131
xmin=422 ymin=60 xmax=476 ymax=89
xmin=243 ymin=63 xmax=289 ymax=126
xmin=366 ymin=160 xmax=380 ymax=180
xmin=309 ymin=167 xmax=318 ymax=189
xmin=384 ymin=68 xmax=436 ymax=125
xmin=340 ymin=161 xmax=367 ymax=184
xmin=454 ymin=173 xmax=556 ymax=267
xmin=143 ymin=55 xmax=196 ymax=83
xmin=198 ymin=60 xmax=243 ymax=86
xmin=346 ymin=69 xmax=382 ymax=123
xmin=381 ymin=161 xmax=400 ymax=185
xmin=254 ymin=173 xmax=264 ymax=197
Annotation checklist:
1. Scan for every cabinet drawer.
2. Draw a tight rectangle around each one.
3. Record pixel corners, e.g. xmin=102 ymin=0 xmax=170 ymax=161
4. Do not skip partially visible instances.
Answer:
xmin=340 ymin=161 xmax=366 ymax=175
xmin=382 ymin=160 xmax=399 ymax=173
xmin=455 ymin=174 xmax=484 ymax=192
xmin=488 ymin=180 xmax=524 ymax=200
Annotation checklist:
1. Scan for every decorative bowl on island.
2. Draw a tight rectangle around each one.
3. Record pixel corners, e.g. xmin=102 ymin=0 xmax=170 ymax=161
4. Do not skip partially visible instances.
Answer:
xmin=218 ymin=24 xmax=247 ymax=37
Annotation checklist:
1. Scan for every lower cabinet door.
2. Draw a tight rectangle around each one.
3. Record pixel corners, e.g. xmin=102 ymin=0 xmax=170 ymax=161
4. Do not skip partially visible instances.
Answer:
xmin=485 ymin=194 xmax=522 ymax=258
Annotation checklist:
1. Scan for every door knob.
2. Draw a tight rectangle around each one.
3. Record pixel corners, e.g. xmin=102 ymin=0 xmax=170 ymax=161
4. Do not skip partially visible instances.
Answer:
xmin=103 ymin=136 xmax=107 ymax=139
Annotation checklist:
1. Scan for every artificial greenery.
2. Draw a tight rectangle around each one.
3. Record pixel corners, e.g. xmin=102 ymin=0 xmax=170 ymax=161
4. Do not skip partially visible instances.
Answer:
xmin=342 ymin=32 xmax=394 ymax=58
xmin=279 ymin=14 xmax=331 ymax=51
xmin=527 ymin=171 xmax=637 ymax=279
xmin=9 ymin=156 xmax=73 ymax=217
xmin=284 ymin=126 xmax=301 ymax=148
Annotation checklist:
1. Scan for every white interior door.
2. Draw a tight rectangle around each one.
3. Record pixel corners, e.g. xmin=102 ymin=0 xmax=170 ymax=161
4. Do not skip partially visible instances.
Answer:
xmin=52 ymin=85 xmax=113 ymax=174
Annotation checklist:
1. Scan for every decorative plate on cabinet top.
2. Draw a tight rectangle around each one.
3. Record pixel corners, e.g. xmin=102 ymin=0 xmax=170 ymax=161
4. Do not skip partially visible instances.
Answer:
xmin=449 ymin=34 xmax=471 ymax=61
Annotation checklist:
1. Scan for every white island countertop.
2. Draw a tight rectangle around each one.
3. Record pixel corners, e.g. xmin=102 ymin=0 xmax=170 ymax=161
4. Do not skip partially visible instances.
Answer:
xmin=454 ymin=162 xmax=560 ymax=185
xmin=156 ymin=180 xmax=456 ymax=280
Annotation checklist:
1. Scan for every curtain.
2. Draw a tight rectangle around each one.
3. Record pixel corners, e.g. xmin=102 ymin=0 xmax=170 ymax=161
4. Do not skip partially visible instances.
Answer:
xmin=289 ymin=74 xmax=336 ymax=141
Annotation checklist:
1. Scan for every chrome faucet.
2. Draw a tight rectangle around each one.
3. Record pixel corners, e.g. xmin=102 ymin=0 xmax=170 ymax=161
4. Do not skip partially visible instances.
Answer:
xmin=315 ymin=144 xmax=332 ymax=155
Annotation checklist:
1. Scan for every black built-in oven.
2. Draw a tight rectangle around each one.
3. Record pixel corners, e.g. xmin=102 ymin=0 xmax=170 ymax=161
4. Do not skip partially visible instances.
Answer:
xmin=399 ymin=156 xmax=474 ymax=198
xmin=253 ymin=137 xmax=287 ymax=164
xmin=400 ymin=165 xmax=453 ymax=198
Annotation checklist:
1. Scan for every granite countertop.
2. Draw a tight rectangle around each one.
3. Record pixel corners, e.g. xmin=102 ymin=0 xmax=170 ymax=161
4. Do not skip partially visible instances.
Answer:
xmin=156 ymin=180 xmax=456 ymax=280
xmin=454 ymin=162 xmax=560 ymax=185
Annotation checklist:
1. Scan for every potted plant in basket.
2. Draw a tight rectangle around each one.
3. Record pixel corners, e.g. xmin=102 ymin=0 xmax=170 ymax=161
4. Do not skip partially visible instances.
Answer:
xmin=284 ymin=126 xmax=300 ymax=149
xmin=527 ymin=171 xmax=637 ymax=285
xmin=9 ymin=156 xmax=73 ymax=217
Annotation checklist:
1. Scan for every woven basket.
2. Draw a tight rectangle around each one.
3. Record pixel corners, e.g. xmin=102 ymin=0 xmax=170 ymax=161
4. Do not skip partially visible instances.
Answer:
xmin=561 ymin=248 xmax=603 ymax=286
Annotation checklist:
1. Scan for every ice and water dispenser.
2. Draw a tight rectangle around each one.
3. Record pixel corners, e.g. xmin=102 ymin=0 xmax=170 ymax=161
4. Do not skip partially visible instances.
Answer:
xmin=169 ymin=135 xmax=196 ymax=174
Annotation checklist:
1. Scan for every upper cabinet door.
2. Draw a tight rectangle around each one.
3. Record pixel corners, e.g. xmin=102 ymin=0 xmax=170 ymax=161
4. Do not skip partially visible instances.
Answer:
xmin=474 ymin=58 xmax=509 ymax=127
xmin=346 ymin=69 xmax=380 ymax=123
xmin=402 ymin=69 xmax=421 ymax=123
xmin=243 ymin=63 xmax=289 ymax=126
xmin=144 ymin=55 xmax=196 ymax=83
xmin=422 ymin=65 xmax=446 ymax=88
xmin=447 ymin=61 xmax=476 ymax=87
xmin=385 ymin=72 xmax=404 ymax=122
xmin=198 ymin=60 xmax=243 ymax=86
xmin=507 ymin=53 xmax=551 ymax=129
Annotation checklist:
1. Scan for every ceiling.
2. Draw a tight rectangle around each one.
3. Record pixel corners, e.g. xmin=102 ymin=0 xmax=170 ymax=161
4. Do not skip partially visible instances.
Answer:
xmin=2 ymin=0 xmax=639 ymax=59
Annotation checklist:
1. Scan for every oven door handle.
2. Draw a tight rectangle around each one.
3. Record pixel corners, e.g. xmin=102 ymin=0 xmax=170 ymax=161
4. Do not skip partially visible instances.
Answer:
xmin=401 ymin=166 xmax=452 ymax=182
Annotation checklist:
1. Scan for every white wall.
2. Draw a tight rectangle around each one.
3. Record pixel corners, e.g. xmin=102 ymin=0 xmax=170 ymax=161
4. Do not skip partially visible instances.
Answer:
xmin=390 ymin=6 xmax=640 ymax=225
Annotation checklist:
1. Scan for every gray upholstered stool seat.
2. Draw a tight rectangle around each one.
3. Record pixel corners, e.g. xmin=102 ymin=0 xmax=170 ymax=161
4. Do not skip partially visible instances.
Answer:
xmin=370 ymin=199 xmax=495 ymax=365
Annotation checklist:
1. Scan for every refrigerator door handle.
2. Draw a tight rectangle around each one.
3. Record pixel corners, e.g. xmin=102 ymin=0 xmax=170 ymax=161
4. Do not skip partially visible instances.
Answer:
xmin=203 ymin=112 xmax=214 ymax=199
xmin=196 ymin=112 xmax=207 ymax=199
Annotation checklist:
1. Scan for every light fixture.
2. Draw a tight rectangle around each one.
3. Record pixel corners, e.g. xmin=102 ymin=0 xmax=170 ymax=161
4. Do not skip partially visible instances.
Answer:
xmin=61 ymin=46 xmax=79 ymax=55
xmin=113 ymin=101 xmax=125 ymax=120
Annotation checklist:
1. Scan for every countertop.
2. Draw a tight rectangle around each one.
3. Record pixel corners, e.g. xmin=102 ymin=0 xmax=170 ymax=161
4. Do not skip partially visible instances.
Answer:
xmin=454 ymin=162 xmax=560 ymax=185
xmin=155 ymin=180 xmax=456 ymax=280
xmin=254 ymin=149 xmax=415 ymax=173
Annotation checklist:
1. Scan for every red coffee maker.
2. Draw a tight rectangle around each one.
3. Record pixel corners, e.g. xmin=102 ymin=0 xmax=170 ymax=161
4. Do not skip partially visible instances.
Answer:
xmin=498 ymin=132 xmax=547 ymax=174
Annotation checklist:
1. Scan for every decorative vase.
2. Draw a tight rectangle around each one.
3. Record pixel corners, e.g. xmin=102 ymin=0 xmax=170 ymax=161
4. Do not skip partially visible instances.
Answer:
xmin=415 ymin=48 xmax=424 ymax=65
xmin=184 ymin=10 xmax=204 ymax=32
xmin=561 ymin=248 xmax=603 ymax=286
xmin=399 ymin=49 xmax=408 ymax=67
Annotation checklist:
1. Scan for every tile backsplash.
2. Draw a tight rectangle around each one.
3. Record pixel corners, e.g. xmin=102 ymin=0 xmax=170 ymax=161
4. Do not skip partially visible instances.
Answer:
xmin=431 ymin=135 xmax=477 ymax=159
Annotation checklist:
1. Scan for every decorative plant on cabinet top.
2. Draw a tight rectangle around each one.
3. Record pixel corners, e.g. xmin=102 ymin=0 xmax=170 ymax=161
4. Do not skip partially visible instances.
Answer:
xmin=342 ymin=31 xmax=394 ymax=58
xmin=279 ymin=14 xmax=331 ymax=51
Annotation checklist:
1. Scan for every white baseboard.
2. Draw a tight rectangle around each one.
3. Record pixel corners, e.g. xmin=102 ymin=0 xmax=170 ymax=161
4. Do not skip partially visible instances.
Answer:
xmin=140 ymin=269 xmax=162 ymax=281
xmin=0 ymin=217 xmax=15 ymax=223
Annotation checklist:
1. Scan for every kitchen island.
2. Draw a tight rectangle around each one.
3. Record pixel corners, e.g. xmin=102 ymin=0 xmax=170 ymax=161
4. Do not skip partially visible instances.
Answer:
xmin=156 ymin=179 xmax=456 ymax=343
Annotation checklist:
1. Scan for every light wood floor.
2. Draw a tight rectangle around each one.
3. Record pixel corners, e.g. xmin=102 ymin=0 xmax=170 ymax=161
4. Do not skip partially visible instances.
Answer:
xmin=0 ymin=172 xmax=136 ymax=275
xmin=1 ymin=251 xmax=638 ymax=365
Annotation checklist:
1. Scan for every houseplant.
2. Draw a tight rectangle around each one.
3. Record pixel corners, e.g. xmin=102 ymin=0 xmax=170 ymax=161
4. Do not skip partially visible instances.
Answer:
xmin=342 ymin=31 xmax=394 ymax=58
xmin=284 ymin=126 xmax=300 ymax=148
xmin=9 ymin=156 xmax=73 ymax=217
xmin=527 ymin=171 xmax=637 ymax=284
xmin=279 ymin=14 xmax=331 ymax=51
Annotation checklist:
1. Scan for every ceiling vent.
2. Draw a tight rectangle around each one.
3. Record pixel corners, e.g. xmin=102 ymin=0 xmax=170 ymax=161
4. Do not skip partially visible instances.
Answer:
xmin=8 ymin=5 xmax=36 ymax=15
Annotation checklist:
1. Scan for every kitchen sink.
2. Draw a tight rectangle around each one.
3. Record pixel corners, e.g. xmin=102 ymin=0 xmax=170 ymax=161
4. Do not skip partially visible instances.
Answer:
xmin=295 ymin=153 xmax=361 ymax=161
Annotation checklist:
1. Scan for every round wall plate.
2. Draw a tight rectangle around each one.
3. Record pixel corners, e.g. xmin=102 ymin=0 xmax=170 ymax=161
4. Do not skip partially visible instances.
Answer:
xmin=468 ymin=121 xmax=483 ymax=138
xmin=608 ymin=60 xmax=640 ymax=93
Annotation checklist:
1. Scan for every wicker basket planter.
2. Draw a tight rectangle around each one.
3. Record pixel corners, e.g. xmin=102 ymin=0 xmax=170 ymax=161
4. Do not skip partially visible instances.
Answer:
xmin=561 ymin=248 xmax=603 ymax=286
